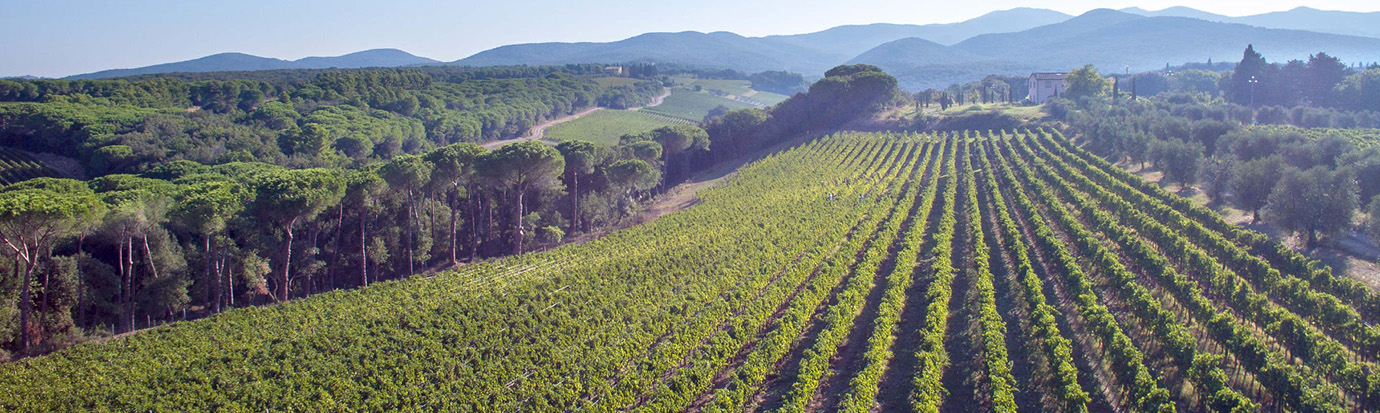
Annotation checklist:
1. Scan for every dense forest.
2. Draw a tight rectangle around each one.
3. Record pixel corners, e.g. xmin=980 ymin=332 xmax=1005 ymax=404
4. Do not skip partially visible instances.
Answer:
xmin=0 ymin=64 xmax=900 ymax=358
xmin=0 ymin=65 xmax=665 ymax=174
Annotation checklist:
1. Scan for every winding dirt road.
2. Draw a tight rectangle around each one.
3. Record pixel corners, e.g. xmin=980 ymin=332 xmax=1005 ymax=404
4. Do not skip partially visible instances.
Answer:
xmin=481 ymin=88 xmax=671 ymax=149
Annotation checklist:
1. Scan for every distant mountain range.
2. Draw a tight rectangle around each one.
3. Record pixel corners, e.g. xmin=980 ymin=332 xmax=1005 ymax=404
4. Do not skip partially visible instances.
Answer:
xmin=1120 ymin=6 xmax=1380 ymax=39
xmin=67 ymin=49 xmax=439 ymax=80
xmin=859 ymin=9 xmax=1380 ymax=89
xmin=62 ymin=6 xmax=1380 ymax=90
xmin=452 ymin=8 xmax=1071 ymax=76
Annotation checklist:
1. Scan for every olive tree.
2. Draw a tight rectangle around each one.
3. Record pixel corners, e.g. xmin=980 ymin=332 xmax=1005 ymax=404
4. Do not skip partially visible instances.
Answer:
xmin=1265 ymin=167 xmax=1359 ymax=248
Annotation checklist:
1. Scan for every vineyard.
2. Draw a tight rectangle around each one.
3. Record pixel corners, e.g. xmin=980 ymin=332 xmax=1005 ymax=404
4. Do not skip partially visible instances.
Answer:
xmin=4 ymin=130 xmax=1379 ymax=412
xmin=0 ymin=147 xmax=59 ymax=185
xmin=545 ymin=109 xmax=694 ymax=146
xmin=642 ymin=88 xmax=753 ymax=121
xmin=1249 ymin=124 xmax=1380 ymax=148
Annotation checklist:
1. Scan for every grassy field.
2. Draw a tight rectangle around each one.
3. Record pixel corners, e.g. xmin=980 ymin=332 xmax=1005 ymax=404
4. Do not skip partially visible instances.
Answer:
xmin=744 ymin=90 xmax=791 ymax=106
xmin=670 ymin=77 xmax=754 ymax=95
xmin=938 ymin=103 xmax=1046 ymax=121
xmin=642 ymin=88 xmax=753 ymax=121
xmin=544 ymin=109 xmax=692 ymax=146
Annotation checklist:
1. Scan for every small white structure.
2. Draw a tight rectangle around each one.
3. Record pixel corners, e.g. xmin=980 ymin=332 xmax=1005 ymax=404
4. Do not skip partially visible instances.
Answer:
xmin=1028 ymin=72 xmax=1068 ymax=104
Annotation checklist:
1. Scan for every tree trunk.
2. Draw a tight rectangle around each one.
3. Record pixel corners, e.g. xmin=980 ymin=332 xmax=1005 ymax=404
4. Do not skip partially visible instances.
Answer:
xmin=1251 ymin=209 xmax=1260 ymax=224
xmin=142 ymin=233 xmax=159 ymax=280
xmin=360 ymin=209 xmax=368 ymax=287
xmin=125 ymin=237 xmax=135 ymax=332
xmin=486 ymin=191 xmax=495 ymax=255
xmin=279 ymin=218 xmax=296 ymax=301
xmin=449 ymin=189 xmax=459 ymax=266
xmin=116 ymin=238 xmax=128 ymax=332
xmin=406 ymin=188 xmax=415 ymax=277
xmin=308 ymin=224 xmax=321 ymax=295
xmin=571 ymin=172 xmax=580 ymax=232
xmin=18 ymin=256 xmax=33 ymax=355
xmin=205 ymin=234 xmax=216 ymax=314
xmin=1307 ymin=227 xmax=1318 ymax=249
xmin=470 ymin=186 xmax=480 ymax=261
xmin=330 ymin=203 xmax=344 ymax=291
xmin=513 ymin=188 xmax=525 ymax=255
xmin=220 ymin=248 xmax=231 ymax=308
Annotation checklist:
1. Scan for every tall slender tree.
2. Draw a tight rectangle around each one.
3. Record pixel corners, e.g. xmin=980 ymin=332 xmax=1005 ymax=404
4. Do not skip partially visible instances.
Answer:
xmin=478 ymin=141 xmax=565 ymax=255
xmin=424 ymin=143 xmax=484 ymax=266
xmin=555 ymin=140 xmax=598 ymax=232
xmin=343 ymin=169 xmax=384 ymax=287
xmin=250 ymin=169 xmax=344 ymax=301
xmin=171 ymin=180 xmax=247 ymax=314
xmin=379 ymin=155 xmax=433 ymax=276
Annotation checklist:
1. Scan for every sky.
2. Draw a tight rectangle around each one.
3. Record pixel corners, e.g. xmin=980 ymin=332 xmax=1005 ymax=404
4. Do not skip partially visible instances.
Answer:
xmin=2 ymin=0 xmax=1378 ymax=78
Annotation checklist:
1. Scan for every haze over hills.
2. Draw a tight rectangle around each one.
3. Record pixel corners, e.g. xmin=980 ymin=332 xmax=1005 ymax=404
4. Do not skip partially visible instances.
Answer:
xmin=1120 ymin=6 xmax=1380 ymax=39
xmin=60 ymin=6 xmax=1380 ymax=91
xmin=757 ymin=8 xmax=1071 ymax=58
xmin=64 ymin=8 xmax=1075 ymax=79
xmin=855 ymin=9 xmax=1380 ymax=89
xmin=452 ymin=7 xmax=1072 ymax=76
xmin=67 ymin=49 xmax=439 ymax=79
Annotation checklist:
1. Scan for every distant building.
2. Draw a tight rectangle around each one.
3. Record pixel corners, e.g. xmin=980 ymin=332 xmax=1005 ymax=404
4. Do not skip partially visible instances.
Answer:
xmin=1028 ymin=72 xmax=1068 ymax=104
xmin=603 ymin=66 xmax=624 ymax=76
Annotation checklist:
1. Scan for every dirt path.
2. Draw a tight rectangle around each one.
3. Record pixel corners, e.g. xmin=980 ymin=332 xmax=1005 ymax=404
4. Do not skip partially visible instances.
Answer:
xmin=482 ymin=88 xmax=672 ymax=149
xmin=634 ymin=87 xmax=672 ymax=110
xmin=479 ymin=107 xmax=603 ymax=149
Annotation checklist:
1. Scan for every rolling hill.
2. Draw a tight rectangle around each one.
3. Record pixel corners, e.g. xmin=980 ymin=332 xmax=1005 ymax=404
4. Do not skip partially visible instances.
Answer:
xmin=760 ymin=8 xmax=1071 ymax=58
xmin=68 ymin=49 xmax=439 ymax=79
xmin=63 ymin=7 xmax=1380 ymax=90
xmin=850 ymin=9 xmax=1380 ymax=90
xmin=455 ymin=31 xmax=833 ymax=74
xmin=1122 ymin=6 xmax=1380 ymax=40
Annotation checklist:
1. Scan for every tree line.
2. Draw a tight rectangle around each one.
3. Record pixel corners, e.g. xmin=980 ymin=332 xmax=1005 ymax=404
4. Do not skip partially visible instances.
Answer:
xmin=0 ymin=64 xmax=902 ymax=359
xmin=0 ymin=136 xmax=672 ymax=358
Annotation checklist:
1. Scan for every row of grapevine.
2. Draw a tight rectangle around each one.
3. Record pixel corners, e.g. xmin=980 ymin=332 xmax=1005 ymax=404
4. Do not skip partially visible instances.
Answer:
xmin=988 ymin=132 xmax=1177 ymax=411
xmin=972 ymin=136 xmax=1090 ymax=411
xmin=698 ymin=137 xmax=935 ymax=410
xmin=777 ymin=136 xmax=944 ymax=412
xmin=0 ymin=147 xmax=59 ymax=185
xmin=998 ymin=134 xmax=1263 ymax=411
xmin=836 ymin=135 xmax=950 ymax=412
xmin=1 ymin=129 xmax=1370 ymax=412
xmin=1033 ymin=132 xmax=1380 ymax=358
xmin=1016 ymin=132 xmax=1378 ymax=410
xmin=1048 ymin=131 xmax=1380 ymax=326
xmin=962 ymin=138 xmax=1018 ymax=411
xmin=907 ymin=134 xmax=962 ymax=411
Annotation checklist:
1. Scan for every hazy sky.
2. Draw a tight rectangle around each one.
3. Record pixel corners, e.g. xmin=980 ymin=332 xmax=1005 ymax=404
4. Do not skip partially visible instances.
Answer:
xmin=2 ymin=0 xmax=1378 ymax=78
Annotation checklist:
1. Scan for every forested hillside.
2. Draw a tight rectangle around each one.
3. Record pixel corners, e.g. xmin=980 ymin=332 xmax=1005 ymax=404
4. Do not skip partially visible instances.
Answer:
xmin=0 ymin=65 xmax=664 ymax=175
